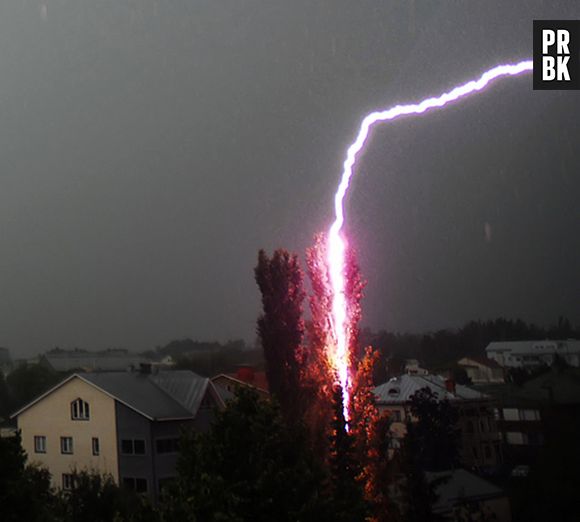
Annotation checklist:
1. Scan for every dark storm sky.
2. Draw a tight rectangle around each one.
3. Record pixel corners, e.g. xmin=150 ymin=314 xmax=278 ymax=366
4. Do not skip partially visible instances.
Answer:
xmin=1 ymin=1 xmax=579 ymax=356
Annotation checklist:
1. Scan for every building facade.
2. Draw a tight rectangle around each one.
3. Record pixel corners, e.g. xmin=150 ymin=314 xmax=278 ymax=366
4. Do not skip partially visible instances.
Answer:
xmin=458 ymin=356 xmax=505 ymax=384
xmin=374 ymin=374 xmax=502 ymax=471
xmin=12 ymin=368 xmax=223 ymax=500
xmin=485 ymin=340 xmax=580 ymax=369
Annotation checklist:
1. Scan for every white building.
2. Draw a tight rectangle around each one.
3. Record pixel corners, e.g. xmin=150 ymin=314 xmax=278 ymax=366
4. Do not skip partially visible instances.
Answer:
xmin=485 ymin=340 xmax=580 ymax=368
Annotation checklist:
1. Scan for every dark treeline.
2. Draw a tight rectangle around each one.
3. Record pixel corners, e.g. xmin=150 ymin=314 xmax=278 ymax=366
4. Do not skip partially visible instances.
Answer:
xmin=145 ymin=338 xmax=264 ymax=377
xmin=361 ymin=316 xmax=579 ymax=370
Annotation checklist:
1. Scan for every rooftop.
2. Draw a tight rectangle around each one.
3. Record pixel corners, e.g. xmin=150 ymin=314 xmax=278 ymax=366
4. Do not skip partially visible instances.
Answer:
xmin=485 ymin=340 xmax=580 ymax=355
xmin=374 ymin=374 xmax=487 ymax=404
xmin=426 ymin=468 xmax=505 ymax=513
xmin=12 ymin=369 xmax=219 ymax=421
xmin=41 ymin=349 xmax=148 ymax=372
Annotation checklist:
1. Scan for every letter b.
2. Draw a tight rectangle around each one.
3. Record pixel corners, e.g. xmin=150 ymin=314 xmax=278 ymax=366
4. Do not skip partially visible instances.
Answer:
xmin=543 ymin=56 xmax=556 ymax=81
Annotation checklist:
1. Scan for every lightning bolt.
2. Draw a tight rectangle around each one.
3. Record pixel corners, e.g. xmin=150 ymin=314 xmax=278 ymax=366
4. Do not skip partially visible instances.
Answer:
xmin=327 ymin=59 xmax=533 ymax=422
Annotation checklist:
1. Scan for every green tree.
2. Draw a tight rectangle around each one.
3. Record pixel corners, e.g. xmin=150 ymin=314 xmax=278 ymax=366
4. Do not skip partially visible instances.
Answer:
xmin=407 ymin=387 xmax=459 ymax=472
xmin=165 ymin=388 xmax=331 ymax=522
xmin=55 ymin=470 xmax=157 ymax=522
xmin=7 ymin=364 xmax=61 ymax=411
xmin=255 ymin=249 xmax=306 ymax=425
xmin=0 ymin=431 xmax=55 ymax=522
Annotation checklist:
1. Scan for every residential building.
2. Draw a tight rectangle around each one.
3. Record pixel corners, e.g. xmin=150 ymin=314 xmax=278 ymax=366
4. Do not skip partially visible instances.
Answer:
xmin=212 ymin=365 xmax=269 ymax=400
xmin=11 ymin=367 xmax=223 ymax=501
xmin=39 ymin=348 xmax=148 ymax=373
xmin=374 ymin=374 xmax=502 ymax=471
xmin=404 ymin=359 xmax=429 ymax=376
xmin=457 ymin=356 xmax=505 ymax=384
xmin=479 ymin=365 xmax=580 ymax=467
xmin=427 ymin=468 xmax=511 ymax=522
xmin=485 ymin=339 xmax=580 ymax=368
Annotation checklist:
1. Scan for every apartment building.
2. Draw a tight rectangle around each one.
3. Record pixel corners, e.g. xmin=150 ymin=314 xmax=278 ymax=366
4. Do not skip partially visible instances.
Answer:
xmin=11 ymin=367 xmax=223 ymax=500
xmin=374 ymin=374 xmax=502 ymax=471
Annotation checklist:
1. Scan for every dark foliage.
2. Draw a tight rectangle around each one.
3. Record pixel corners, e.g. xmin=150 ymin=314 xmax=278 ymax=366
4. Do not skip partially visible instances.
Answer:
xmin=55 ymin=470 xmax=157 ymax=522
xmin=329 ymin=385 xmax=366 ymax=522
xmin=407 ymin=387 xmax=459 ymax=472
xmin=6 ymin=364 xmax=61 ymax=412
xmin=165 ymin=387 xmax=332 ymax=522
xmin=361 ymin=316 xmax=579 ymax=379
xmin=255 ymin=249 xmax=306 ymax=424
xmin=0 ymin=431 xmax=55 ymax=522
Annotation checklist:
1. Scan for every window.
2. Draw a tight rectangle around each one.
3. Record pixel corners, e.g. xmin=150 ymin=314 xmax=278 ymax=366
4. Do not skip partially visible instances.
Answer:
xmin=505 ymin=431 xmax=526 ymax=445
xmin=62 ymin=473 xmax=74 ymax=490
xmin=71 ymin=398 xmax=90 ymax=420
xmin=528 ymin=432 xmax=544 ymax=446
xmin=521 ymin=409 xmax=541 ymax=421
xmin=123 ymin=477 xmax=148 ymax=493
xmin=156 ymin=438 xmax=180 ymax=454
xmin=121 ymin=439 xmax=146 ymax=455
xmin=92 ymin=437 xmax=100 ymax=456
xmin=60 ymin=436 xmax=73 ymax=454
xmin=34 ymin=435 xmax=47 ymax=453
xmin=502 ymin=408 xmax=519 ymax=421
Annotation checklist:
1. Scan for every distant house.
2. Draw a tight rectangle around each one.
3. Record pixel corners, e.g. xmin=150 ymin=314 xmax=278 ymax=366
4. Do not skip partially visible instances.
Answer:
xmin=39 ymin=349 xmax=148 ymax=373
xmin=458 ymin=356 xmax=505 ymax=384
xmin=427 ymin=468 xmax=511 ymax=522
xmin=404 ymin=359 xmax=429 ymax=376
xmin=480 ymin=365 xmax=580 ymax=467
xmin=11 ymin=367 xmax=223 ymax=501
xmin=212 ymin=365 xmax=269 ymax=401
xmin=485 ymin=339 xmax=580 ymax=368
xmin=374 ymin=374 xmax=502 ymax=471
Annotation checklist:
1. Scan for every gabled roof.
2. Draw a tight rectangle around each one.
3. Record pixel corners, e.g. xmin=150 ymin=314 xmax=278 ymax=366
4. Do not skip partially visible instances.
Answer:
xmin=212 ymin=373 xmax=269 ymax=393
xmin=374 ymin=374 xmax=487 ymax=404
xmin=12 ymin=370 xmax=218 ymax=421
xmin=426 ymin=469 xmax=504 ymax=513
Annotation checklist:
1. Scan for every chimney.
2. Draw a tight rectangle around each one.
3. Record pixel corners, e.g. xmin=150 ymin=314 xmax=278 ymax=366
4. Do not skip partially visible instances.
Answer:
xmin=445 ymin=378 xmax=456 ymax=395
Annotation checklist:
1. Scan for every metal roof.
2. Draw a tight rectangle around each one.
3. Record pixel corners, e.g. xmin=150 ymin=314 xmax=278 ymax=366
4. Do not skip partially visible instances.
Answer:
xmin=480 ymin=367 xmax=580 ymax=406
xmin=12 ymin=370 xmax=213 ymax=421
xmin=426 ymin=469 xmax=504 ymax=513
xmin=485 ymin=340 xmax=580 ymax=355
xmin=374 ymin=374 xmax=487 ymax=404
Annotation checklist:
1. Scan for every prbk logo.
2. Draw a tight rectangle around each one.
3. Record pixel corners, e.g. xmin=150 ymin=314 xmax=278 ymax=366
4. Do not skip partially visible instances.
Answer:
xmin=534 ymin=20 xmax=580 ymax=89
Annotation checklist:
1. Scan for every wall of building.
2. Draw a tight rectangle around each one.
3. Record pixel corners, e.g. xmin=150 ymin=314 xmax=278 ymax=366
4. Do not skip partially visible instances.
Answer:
xmin=115 ymin=403 xmax=199 ymax=501
xmin=17 ymin=376 xmax=119 ymax=489
xmin=115 ymin=402 xmax=155 ymax=497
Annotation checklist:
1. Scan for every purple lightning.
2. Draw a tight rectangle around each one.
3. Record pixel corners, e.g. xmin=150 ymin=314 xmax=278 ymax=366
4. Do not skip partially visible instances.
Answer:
xmin=327 ymin=59 xmax=533 ymax=421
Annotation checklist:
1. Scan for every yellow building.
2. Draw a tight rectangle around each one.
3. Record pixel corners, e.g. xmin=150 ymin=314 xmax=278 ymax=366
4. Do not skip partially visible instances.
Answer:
xmin=12 ymin=368 xmax=223 ymax=499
